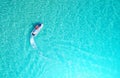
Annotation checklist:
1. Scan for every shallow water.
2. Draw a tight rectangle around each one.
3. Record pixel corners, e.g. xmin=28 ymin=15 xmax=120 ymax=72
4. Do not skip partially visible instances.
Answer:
xmin=0 ymin=0 xmax=120 ymax=78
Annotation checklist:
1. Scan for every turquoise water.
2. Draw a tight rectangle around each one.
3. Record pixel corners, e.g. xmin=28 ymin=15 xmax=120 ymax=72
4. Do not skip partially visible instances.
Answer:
xmin=0 ymin=0 xmax=120 ymax=78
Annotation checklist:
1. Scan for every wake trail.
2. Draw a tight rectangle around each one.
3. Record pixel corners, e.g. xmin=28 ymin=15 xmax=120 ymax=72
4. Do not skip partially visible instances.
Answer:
xmin=30 ymin=36 xmax=37 ymax=49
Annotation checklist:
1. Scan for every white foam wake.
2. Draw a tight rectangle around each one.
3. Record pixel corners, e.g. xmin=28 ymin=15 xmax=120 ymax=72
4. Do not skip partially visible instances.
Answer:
xmin=30 ymin=36 xmax=37 ymax=49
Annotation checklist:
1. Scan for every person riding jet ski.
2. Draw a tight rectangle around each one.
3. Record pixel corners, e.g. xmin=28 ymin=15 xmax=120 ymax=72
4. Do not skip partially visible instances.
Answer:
xmin=31 ymin=23 xmax=43 ymax=37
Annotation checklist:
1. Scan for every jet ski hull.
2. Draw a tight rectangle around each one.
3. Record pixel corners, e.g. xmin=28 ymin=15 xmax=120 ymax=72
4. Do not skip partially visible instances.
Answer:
xmin=31 ymin=24 xmax=43 ymax=37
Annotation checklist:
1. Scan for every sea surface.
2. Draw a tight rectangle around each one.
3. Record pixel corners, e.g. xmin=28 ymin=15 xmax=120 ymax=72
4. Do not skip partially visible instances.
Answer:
xmin=0 ymin=0 xmax=120 ymax=78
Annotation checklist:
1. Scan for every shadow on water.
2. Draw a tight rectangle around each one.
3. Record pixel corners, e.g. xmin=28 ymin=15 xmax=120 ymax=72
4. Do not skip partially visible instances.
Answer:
xmin=32 ymin=22 xmax=42 ymax=27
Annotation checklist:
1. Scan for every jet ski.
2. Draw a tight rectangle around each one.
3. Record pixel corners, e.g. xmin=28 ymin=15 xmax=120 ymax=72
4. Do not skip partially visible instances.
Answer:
xmin=31 ymin=23 xmax=43 ymax=37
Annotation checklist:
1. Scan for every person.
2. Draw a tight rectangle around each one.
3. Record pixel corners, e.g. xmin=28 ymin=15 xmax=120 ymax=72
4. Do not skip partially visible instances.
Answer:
xmin=35 ymin=25 xmax=39 ymax=29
